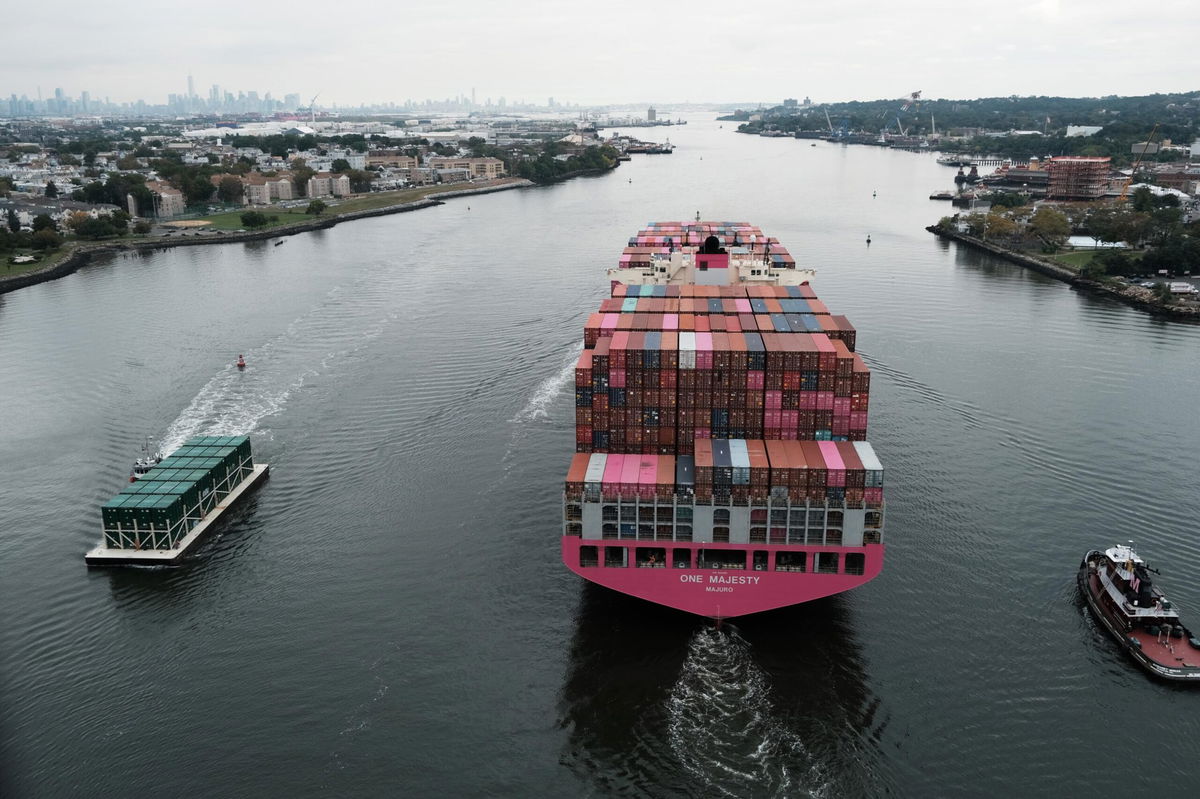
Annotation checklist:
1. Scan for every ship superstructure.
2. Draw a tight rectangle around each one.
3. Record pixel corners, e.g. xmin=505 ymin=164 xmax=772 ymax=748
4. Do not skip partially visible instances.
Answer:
xmin=562 ymin=223 xmax=886 ymax=618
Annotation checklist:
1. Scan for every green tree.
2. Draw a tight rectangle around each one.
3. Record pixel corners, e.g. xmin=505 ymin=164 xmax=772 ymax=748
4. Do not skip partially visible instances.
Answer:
xmin=240 ymin=211 xmax=269 ymax=228
xmin=344 ymin=169 xmax=373 ymax=192
xmin=6 ymin=208 xmax=18 ymax=233
xmin=44 ymin=181 xmax=59 ymax=198
xmin=290 ymin=158 xmax=316 ymax=195
xmin=0 ymin=176 xmax=14 ymax=195
xmin=330 ymin=158 xmax=350 ymax=173
xmin=30 ymin=228 xmax=61 ymax=250
xmin=217 ymin=176 xmax=244 ymax=204
xmin=73 ymin=216 xmax=119 ymax=239
xmin=32 ymin=214 xmax=56 ymax=232
xmin=1028 ymin=207 xmax=1071 ymax=251
xmin=117 ymin=154 xmax=141 ymax=170
xmin=305 ymin=200 xmax=327 ymax=215
xmin=1147 ymin=206 xmax=1183 ymax=247
xmin=1130 ymin=186 xmax=1155 ymax=213
xmin=133 ymin=220 xmax=153 ymax=235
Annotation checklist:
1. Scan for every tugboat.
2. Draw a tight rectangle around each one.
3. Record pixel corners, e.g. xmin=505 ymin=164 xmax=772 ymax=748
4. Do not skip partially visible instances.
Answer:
xmin=129 ymin=437 xmax=163 ymax=482
xmin=1079 ymin=544 xmax=1200 ymax=681
xmin=236 ymin=354 xmax=246 ymax=370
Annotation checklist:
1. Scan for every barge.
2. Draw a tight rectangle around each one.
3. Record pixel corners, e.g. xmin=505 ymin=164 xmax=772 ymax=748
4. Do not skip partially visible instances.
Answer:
xmin=562 ymin=222 xmax=886 ymax=619
xmin=86 ymin=435 xmax=268 ymax=567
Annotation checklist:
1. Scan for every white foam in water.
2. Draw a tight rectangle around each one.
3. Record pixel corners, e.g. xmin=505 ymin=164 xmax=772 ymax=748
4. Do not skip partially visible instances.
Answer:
xmin=666 ymin=628 xmax=826 ymax=797
xmin=160 ymin=286 xmax=399 ymax=454
xmin=512 ymin=341 xmax=583 ymax=423
xmin=159 ymin=362 xmax=306 ymax=454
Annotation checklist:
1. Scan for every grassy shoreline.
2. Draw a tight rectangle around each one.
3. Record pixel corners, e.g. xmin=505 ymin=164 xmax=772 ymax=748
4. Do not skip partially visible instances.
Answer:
xmin=192 ymin=178 xmax=530 ymax=232
xmin=1 ymin=178 xmax=532 ymax=295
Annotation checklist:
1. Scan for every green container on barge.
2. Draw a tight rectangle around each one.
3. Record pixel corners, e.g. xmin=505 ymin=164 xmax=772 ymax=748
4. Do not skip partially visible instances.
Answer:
xmin=89 ymin=434 xmax=269 ymax=565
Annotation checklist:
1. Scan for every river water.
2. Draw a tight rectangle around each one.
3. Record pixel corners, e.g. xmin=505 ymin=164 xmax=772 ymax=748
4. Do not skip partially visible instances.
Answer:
xmin=2 ymin=116 xmax=1199 ymax=797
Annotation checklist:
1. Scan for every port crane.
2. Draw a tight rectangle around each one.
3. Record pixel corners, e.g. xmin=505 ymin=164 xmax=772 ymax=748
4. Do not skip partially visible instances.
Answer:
xmin=1118 ymin=122 xmax=1160 ymax=201
xmin=881 ymin=90 xmax=921 ymax=138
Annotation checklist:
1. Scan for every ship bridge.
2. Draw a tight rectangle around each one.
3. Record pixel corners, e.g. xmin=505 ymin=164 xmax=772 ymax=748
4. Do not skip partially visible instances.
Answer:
xmin=608 ymin=222 xmax=814 ymax=287
xmin=607 ymin=249 xmax=816 ymax=287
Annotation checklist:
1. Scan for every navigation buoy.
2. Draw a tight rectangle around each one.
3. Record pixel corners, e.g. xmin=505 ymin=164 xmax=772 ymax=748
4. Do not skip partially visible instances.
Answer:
xmin=236 ymin=354 xmax=246 ymax=370
xmin=866 ymin=235 xmax=872 ymax=245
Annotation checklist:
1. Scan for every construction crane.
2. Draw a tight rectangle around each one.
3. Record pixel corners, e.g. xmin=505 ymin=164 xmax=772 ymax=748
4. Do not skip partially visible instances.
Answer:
xmin=306 ymin=92 xmax=321 ymax=125
xmin=1118 ymin=122 xmax=1160 ymax=201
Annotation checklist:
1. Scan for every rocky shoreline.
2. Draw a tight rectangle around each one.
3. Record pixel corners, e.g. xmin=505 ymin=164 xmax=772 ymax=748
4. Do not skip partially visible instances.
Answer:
xmin=927 ymin=225 xmax=1200 ymax=321
xmin=1 ymin=179 xmax=533 ymax=296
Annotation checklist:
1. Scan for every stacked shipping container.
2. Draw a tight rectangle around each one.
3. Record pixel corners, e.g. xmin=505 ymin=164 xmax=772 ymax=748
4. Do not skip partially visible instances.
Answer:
xmin=101 ymin=436 xmax=256 ymax=550
xmin=576 ymin=286 xmax=870 ymax=454
xmin=570 ymin=224 xmax=883 ymax=503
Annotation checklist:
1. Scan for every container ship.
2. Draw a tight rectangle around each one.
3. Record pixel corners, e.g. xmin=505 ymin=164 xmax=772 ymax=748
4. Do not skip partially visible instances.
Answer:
xmin=86 ymin=435 xmax=269 ymax=566
xmin=561 ymin=222 xmax=885 ymax=618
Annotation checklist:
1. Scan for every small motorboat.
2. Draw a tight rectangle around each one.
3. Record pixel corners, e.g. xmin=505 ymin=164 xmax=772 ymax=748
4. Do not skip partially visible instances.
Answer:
xmin=236 ymin=354 xmax=246 ymax=370
xmin=274 ymin=240 xmax=284 ymax=246
xmin=1079 ymin=544 xmax=1200 ymax=681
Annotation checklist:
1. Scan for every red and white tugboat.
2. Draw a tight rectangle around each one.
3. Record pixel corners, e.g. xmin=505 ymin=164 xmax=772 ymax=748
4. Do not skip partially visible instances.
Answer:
xmin=1079 ymin=544 xmax=1200 ymax=681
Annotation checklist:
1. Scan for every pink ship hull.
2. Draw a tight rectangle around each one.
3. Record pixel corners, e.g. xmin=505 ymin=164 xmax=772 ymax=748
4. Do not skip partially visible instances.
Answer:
xmin=562 ymin=537 xmax=884 ymax=618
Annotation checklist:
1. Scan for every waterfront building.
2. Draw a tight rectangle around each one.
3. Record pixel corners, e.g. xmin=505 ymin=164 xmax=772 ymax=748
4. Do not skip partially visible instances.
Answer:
xmin=306 ymin=172 xmax=351 ymax=198
xmin=1046 ymin=156 xmax=1111 ymax=200
xmin=424 ymin=156 xmax=506 ymax=179
xmin=144 ymin=181 xmax=186 ymax=217
xmin=366 ymin=150 xmax=419 ymax=170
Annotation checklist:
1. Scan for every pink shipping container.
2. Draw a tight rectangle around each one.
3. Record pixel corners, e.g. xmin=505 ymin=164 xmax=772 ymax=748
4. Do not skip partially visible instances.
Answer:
xmin=620 ymin=456 xmax=642 ymax=499
xmin=865 ymin=487 xmax=884 ymax=507
xmin=747 ymin=371 xmax=764 ymax=390
xmin=766 ymin=390 xmax=782 ymax=409
xmin=696 ymin=333 xmax=714 ymax=369
xmin=818 ymin=441 xmax=846 ymax=487
xmin=849 ymin=411 xmax=868 ymax=430
xmin=602 ymin=454 xmax=625 ymax=497
xmin=638 ymin=456 xmax=659 ymax=500
xmin=799 ymin=391 xmax=816 ymax=410
xmin=817 ymin=391 xmax=835 ymax=410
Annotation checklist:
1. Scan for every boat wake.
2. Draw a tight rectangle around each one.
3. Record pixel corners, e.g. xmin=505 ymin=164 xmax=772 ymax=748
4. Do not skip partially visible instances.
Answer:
xmin=160 ymin=284 xmax=400 ymax=454
xmin=511 ymin=341 xmax=583 ymax=424
xmin=666 ymin=628 xmax=828 ymax=798
xmin=159 ymin=362 xmax=303 ymax=454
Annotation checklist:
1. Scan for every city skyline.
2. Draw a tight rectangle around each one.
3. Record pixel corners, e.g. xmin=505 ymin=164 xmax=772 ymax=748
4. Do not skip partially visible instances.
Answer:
xmin=4 ymin=0 xmax=1199 ymax=108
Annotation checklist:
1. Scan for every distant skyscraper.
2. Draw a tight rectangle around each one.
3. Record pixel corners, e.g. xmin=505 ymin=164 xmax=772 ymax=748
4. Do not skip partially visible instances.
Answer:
xmin=81 ymin=91 xmax=90 ymax=111
xmin=548 ymin=96 xmax=555 ymax=108
xmin=648 ymin=106 xmax=656 ymax=121
xmin=472 ymin=88 xmax=476 ymax=108
xmin=187 ymin=74 xmax=195 ymax=98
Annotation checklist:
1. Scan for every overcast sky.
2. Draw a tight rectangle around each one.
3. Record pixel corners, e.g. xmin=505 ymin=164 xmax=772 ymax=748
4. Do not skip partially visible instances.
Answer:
xmin=5 ymin=0 xmax=1198 ymax=107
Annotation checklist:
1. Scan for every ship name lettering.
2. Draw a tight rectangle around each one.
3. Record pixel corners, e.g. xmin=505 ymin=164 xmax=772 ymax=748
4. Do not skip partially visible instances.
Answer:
xmin=680 ymin=574 xmax=704 ymax=583
xmin=708 ymin=575 xmax=760 ymax=586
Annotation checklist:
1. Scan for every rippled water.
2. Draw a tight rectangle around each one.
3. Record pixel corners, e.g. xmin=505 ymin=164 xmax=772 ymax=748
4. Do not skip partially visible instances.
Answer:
xmin=2 ymin=116 xmax=1199 ymax=797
